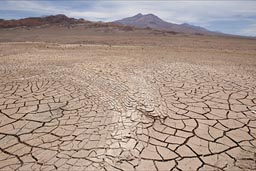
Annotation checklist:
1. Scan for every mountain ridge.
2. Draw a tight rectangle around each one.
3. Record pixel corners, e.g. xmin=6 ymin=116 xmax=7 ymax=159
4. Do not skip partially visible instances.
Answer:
xmin=0 ymin=14 xmax=88 ymax=28
xmin=0 ymin=14 xmax=224 ymax=36
xmin=114 ymin=13 xmax=219 ymax=35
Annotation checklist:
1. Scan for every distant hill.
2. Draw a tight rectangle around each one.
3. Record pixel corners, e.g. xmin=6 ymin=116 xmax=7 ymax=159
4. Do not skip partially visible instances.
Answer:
xmin=114 ymin=13 xmax=220 ymax=35
xmin=0 ymin=14 xmax=87 ymax=28
xmin=0 ymin=14 xmax=225 ymax=36
xmin=0 ymin=14 xmax=141 ymax=33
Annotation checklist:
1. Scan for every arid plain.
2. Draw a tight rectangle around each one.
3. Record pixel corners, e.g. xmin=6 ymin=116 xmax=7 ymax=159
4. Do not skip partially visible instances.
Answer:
xmin=0 ymin=26 xmax=256 ymax=171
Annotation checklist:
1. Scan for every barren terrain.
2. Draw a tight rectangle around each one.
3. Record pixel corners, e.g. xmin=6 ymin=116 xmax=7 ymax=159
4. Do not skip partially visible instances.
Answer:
xmin=0 ymin=30 xmax=256 ymax=171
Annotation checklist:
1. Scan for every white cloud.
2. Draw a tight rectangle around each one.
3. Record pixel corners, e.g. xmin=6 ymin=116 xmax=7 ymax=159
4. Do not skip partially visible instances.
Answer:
xmin=1 ymin=0 xmax=61 ymax=13
xmin=241 ymin=24 xmax=256 ymax=36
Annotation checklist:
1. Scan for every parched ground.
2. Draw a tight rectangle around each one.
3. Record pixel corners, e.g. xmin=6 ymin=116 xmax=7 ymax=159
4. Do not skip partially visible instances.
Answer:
xmin=0 ymin=38 xmax=256 ymax=171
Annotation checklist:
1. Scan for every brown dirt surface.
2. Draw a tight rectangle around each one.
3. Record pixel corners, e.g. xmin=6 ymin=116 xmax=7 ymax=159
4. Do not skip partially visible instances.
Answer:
xmin=0 ymin=29 xmax=256 ymax=170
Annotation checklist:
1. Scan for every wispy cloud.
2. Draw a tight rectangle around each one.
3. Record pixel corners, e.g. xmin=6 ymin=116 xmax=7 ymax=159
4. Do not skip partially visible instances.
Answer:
xmin=0 ymin=0 xmax=256 ymax=36
xmin=1 ymin=0 xmax=59 ymax=13
xmin=241 ymin=23 xmax=256 ymax=36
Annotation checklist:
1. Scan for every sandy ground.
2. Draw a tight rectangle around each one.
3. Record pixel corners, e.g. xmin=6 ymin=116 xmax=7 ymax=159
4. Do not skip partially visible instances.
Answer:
xmin=0 ymin=33 xmax=256 ymax=170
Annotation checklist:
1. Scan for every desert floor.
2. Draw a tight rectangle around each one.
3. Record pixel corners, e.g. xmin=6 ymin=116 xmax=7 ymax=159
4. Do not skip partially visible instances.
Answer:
xmin=0 ymin=34 xmax=256 ymax=170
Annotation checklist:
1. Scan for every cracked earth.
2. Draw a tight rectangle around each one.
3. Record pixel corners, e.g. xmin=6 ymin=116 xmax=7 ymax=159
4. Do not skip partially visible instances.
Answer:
xmin=0 ymin=42 xmax=256 ymax=170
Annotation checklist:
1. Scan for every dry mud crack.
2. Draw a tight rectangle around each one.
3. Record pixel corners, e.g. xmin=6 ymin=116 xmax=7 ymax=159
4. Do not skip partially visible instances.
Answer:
xmin=0 ymin=43 xmax=256 ymax=171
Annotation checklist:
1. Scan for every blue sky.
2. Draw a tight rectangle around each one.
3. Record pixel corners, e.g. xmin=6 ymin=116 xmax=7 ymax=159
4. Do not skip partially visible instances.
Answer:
xmin=0 ymin=0 xmax=256 ymax=36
